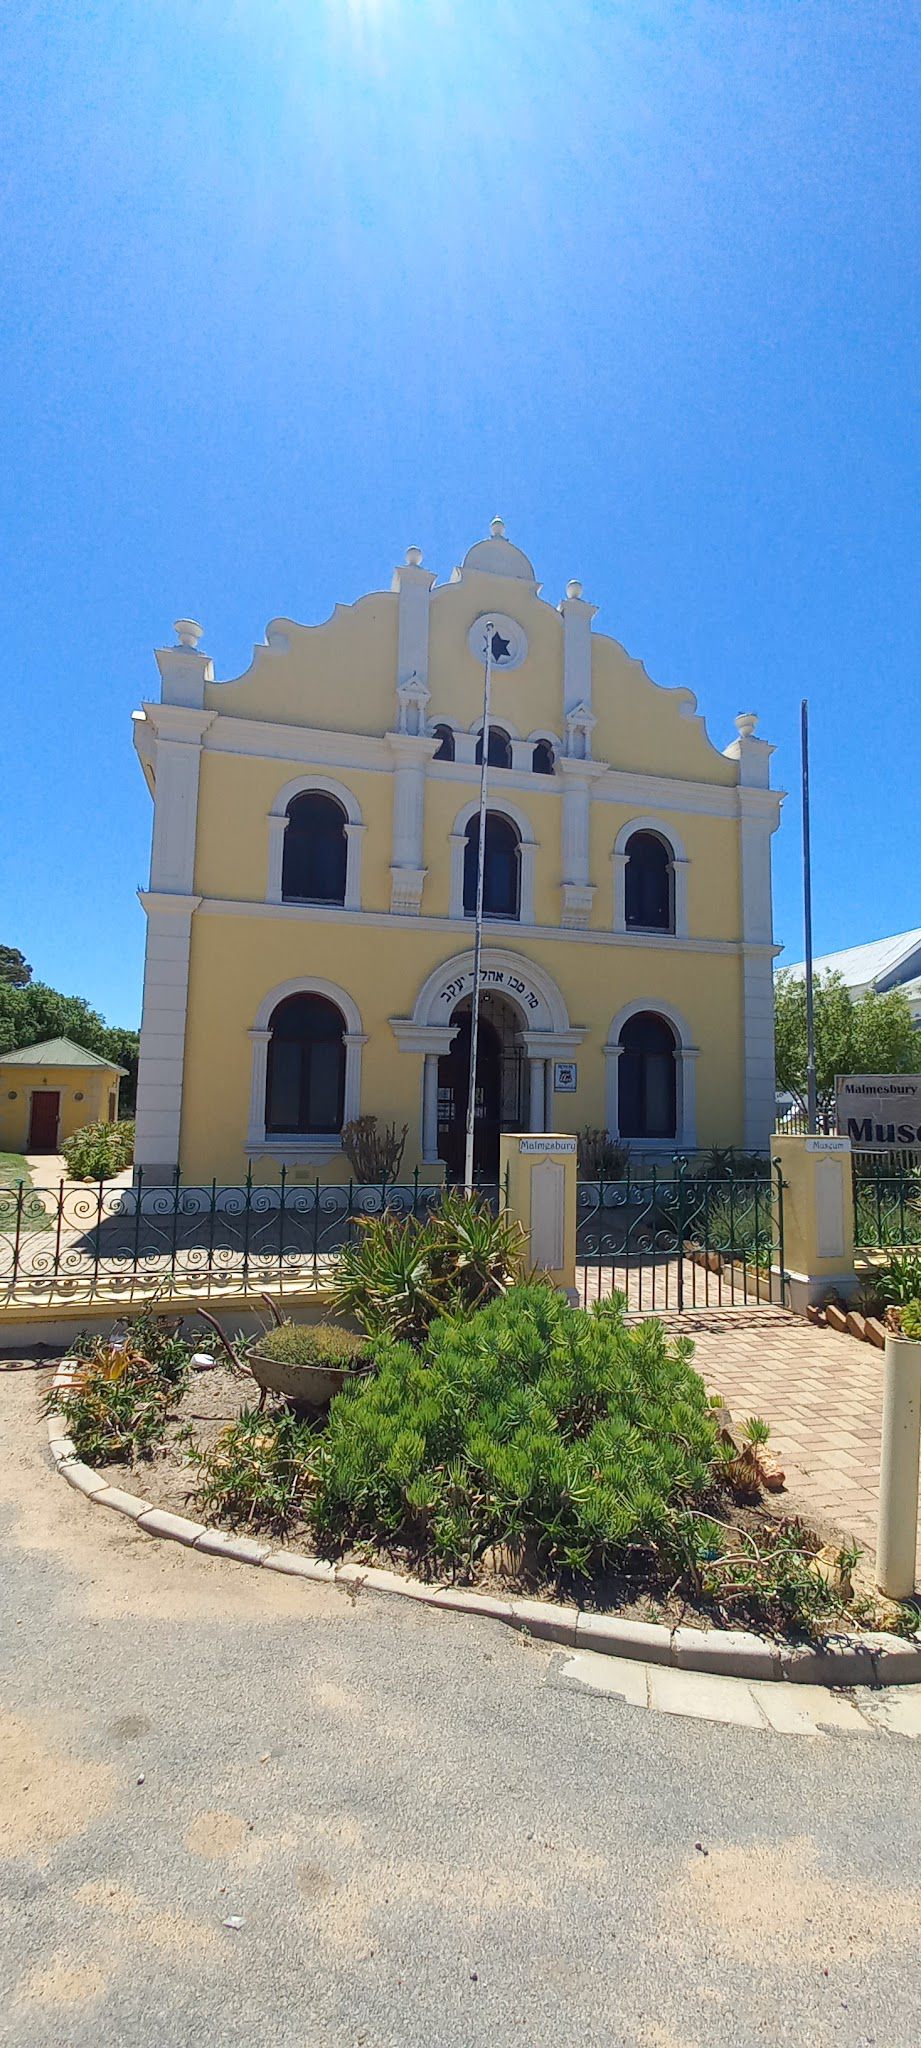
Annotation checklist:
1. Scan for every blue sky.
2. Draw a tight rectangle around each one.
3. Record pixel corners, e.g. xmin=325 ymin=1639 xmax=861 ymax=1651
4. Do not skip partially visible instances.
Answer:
xmin=1 ymin=0 xmax=918 ymax=1026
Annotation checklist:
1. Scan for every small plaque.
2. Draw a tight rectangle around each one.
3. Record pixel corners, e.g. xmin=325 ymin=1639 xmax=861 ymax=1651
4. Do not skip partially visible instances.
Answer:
xmin=553 ymin=1061 xmax=577 ymax=1093
xmin=804 ymin=1137 xmax=851 ymax=1154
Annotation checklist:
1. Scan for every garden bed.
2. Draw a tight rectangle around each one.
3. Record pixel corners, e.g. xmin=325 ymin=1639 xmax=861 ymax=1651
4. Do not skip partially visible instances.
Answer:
xmin=84 ymin=1355 xmax=846 ymax=1632
xmin=54 ymin=1284 xmax=913 ymax=1643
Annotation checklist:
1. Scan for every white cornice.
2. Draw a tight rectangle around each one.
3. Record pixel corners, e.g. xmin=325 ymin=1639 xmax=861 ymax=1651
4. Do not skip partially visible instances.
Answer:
xmin=139 ymin=892 xmax=203 ymax=916
xmin=142 ymin=703 xmax=216 ymax=743
xmin=192 ymin=894 xmax=777 ymax=956
xmin=198 ymin=711 xmax=780 ymax=821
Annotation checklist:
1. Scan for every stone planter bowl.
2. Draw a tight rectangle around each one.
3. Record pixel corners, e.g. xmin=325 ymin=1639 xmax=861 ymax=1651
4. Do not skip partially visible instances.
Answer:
xmin=247 ymin=1349 xmax=349 ymax=1411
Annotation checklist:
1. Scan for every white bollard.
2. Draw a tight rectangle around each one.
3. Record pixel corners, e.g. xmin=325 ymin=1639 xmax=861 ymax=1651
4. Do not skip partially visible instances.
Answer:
xmin=876 ymin=1334 xmax=921 ymax=1600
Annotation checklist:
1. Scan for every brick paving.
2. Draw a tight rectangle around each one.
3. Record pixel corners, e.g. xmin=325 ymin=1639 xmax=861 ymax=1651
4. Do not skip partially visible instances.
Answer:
xmin=680 ymin=1315 xmax=908 ymax=1564
xmin=576 ymin=1261 xmax=913 ymax=1568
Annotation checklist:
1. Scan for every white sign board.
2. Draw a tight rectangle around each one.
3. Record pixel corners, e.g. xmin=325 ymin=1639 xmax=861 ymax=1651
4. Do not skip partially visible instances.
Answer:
xmin=805 ymin=1137 xmax=851 ymax=1155
xmin=553 ymin=1061 xmax=578 ymax=1093
xmin=835 ymin=1076 xmax=921 ymax=1151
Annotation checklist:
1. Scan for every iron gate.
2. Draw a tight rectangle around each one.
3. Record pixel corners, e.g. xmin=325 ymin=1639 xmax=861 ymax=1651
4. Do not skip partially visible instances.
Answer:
xmin=576 ymin=1156 xmax=786 ymax=1313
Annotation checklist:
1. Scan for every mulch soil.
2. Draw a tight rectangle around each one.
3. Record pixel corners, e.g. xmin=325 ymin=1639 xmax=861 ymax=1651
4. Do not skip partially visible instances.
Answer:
xmin=88 ymin=1360 xmax=845 ymax=1635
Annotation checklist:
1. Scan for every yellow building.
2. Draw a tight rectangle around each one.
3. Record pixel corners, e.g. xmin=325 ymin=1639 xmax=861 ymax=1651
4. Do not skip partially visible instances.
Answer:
xmin=0 ymin=1039 xmax=125 ymax=1155
xmin=131 ymin=522 xmax=783 ymax=1185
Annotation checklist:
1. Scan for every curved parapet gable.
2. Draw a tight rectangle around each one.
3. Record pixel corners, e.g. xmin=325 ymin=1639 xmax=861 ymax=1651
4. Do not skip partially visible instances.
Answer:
xmin=589 ymin=632 xmax=737 ymax=784
xmin=204 ymin=589 xmax=399 ymax=734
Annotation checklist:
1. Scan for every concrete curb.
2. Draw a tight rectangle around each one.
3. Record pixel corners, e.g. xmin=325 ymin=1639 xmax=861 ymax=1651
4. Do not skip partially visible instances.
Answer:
xmin=47 ymin=1360 xmax=921 ymax=1691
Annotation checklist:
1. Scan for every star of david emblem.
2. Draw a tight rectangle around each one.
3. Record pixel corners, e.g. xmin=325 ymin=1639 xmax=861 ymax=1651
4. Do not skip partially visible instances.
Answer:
xmin=490 ymin=630 xmax=511 ymax=663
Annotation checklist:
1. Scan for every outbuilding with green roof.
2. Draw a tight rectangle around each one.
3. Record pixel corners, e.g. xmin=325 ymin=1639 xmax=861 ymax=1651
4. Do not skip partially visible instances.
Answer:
xmin=0 ymin=1038 xmax=127 ymax=1155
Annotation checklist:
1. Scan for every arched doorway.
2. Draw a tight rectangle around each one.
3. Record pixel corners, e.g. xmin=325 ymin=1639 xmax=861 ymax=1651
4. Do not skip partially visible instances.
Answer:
xmin=437 ymin=991 xmax=525 ymax=1180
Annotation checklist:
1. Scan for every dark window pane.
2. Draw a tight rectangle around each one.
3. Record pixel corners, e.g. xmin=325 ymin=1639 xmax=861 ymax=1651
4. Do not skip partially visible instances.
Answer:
xmin=282 ymin=793 xmax=348 ymax=903
xmin=532 ymin=739 xmax=554 ymax=775
xmin=307 ymin=1039 xmax=344 ymax=1130
xmin=475 ymin=727 xmax=512 ymax=769
xmin=617 ymin=1011 xmax=677 ymax=1139
xmin=265 ymin=993 xmax=346 ymax=1134
xmin=624 ymin=831 xmax=672 ymax=930
xmin=463 ymin=813 xmax=520 ymax=918
xmin=266 ymin=1040 xmax=301 ymax=1132
xmin=432 ymin=725 xmax=455 ymax=762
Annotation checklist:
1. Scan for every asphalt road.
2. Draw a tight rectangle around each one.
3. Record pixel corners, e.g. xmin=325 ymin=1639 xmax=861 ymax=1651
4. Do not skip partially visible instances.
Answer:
xmin=2 ymin=1365 xmax=920 ymax=2048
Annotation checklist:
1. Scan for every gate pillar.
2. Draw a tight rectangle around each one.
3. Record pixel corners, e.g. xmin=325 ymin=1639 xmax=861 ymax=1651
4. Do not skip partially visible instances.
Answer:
xmin=500 ymin=1133 xmax=578 ymax=1299
xmin=773 ymin=1133 xmax=858 ymax=1313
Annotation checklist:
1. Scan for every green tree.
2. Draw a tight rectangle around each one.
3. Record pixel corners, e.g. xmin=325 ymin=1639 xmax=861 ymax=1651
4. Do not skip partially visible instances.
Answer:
xmin=0 ymin=945 xmax=31 ymax=987
xmin=0 ymin=980 xmax=140 ymax=1110
xmin=775 ymin=969 xmax=917 ymax=1125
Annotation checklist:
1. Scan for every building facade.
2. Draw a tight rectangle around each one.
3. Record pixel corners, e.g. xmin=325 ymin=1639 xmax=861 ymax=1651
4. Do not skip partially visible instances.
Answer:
xmin=0 ymin=1038 xmax=125 ymax=1155
xmin=131 ymin=522 xmax=783 ymax=1184
xmin=782 ymin=929 xmax=921 ymax=1032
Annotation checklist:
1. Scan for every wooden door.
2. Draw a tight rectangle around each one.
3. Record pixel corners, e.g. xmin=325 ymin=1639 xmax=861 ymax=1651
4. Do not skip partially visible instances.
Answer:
xmin=28 ymin=1091 xmax=60 ymax=1150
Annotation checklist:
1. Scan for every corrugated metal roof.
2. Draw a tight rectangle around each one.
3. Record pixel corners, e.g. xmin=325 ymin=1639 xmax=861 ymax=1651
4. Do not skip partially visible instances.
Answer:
xmin=0 ymin=1036 xmax=128 ymax=1074
xmin=780 ymin=928 xmax=921 ymax=991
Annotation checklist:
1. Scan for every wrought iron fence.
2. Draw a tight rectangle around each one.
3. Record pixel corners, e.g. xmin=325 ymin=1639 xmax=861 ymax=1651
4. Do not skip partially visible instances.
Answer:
xmin=0 ymin=1168 xmax=505 ymax=1305
xmin=576 ymin=1158 xmax=785 ymax=1313
xmin=853 ymin=1156 xmax=921 ymax=1251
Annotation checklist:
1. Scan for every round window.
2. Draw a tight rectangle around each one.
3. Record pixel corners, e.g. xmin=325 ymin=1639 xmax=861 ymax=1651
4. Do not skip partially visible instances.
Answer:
xmin=466 ymin=612 xmax=528 ymax=672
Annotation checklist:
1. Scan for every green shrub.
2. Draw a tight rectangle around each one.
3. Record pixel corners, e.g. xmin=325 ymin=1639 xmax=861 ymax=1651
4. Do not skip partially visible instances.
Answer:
xmin=190 ymin=1407 xmax=316 ymax=1530
xmin=312 ymin=1284 xmax=718 ymax=1574
xmin=577 ymin=1129 xmax=630 ymax=1180
xmin=693 ymin=1192 xmax=773 ymax=1270
xmin=250 ymin=1321 xmax=373 ymax=1370
xmin=49 ymin=1311 xmax=192 ymax=1464
xmin=341 ymin=1115 xmax=408 ymax=1183
xmin=877 ymin=1253 xmax=921 ymax=1307
xmin=899 ymin=1299 xmax=921 ymax=1340
xmin=329 ymin=1191 xmax=528 ymax=1343
xmin=62 ymin=1119 xmax=135 ymax=1181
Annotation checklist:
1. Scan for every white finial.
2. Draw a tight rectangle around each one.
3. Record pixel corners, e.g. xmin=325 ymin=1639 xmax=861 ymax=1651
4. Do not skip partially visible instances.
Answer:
xmin=405 ymin=545 xmax=423 ymax=567
xmin=174 ymin=618 xmax=203 ymax=651
xmin=566 ymin=578 xmax=583 ymax=600
xmin=490 ymin=515 xmax=506 ymax=538
xmin=735 ymin=712 xmax=758 ymax=738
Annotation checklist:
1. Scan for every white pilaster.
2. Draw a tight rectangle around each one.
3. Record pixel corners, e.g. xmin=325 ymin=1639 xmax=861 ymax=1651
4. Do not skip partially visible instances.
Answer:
xmin=422 ymin=1053 xmax=441 ymax=1163
xmin=529 ymin=1057 xmax=547 ymax=1131
xmin=559 ymin=580 xmax=597 ymax=724
xmin=392 ymin=546 xmax=436 ymax=700
xmin=387 ymin=732 xmax=437 ymax=915
xmin=134 ymin=895 xmax=200 ymax=1180
xmin=343 ymin=822 xmax=366 ymax=912
xmin=247 ymin=1029 xmax=272 ymax=1143
xmin=146 ymin=705 xmax=213 ymax=895
xmin=559 ymin=758 xmax=605 ymax=927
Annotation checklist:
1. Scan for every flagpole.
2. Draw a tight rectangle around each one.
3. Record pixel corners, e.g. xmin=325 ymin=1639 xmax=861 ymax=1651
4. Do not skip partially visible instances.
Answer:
xmin=801 ymin=697 xmax=818 ymax=1135
xmin=463 ymin=621 xmax=495 ymax=1192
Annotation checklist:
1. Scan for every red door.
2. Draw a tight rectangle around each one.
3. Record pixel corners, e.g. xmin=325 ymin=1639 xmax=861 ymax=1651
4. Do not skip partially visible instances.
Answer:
xmin=28 ymin=1091 xmax=60 ymax=1150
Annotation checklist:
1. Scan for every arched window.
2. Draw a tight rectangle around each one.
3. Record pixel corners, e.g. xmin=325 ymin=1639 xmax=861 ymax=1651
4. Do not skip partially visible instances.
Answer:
xmin=265 ymin=993 xmax=345 ymax=1134
xmin=432 ymin=724 xmax=455 ymax=763
xmin=475 ymin=726 xmax=512 ymax=769
xmin=532 ymin=738 xmax=555 ymax=775
xmin=624 ymin=830 xmax=673 ymax=932
xmin=282 ymin=792 xmax=347 ymax=904
xmin=463 ymin=813 xmax=521 ymax=919
xmin=618 ymin=1012 xmax=677 ymax=1140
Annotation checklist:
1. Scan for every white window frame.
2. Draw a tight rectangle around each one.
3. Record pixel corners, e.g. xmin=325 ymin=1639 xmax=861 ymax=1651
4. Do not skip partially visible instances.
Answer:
xmin=527 ymin=729 xmax=560 ymax=775
xmin=267 ymin=774 xmax=366 ymax=910
xmin=448 ymin=796 xmax=537 ymax=925
xmin=612 ymin=817 xmax=689 ymax=938
xmin=603 ymin=998 xmax=698 ymax=1151
xmin=247 ymin=976 xmax=367 ymax=1158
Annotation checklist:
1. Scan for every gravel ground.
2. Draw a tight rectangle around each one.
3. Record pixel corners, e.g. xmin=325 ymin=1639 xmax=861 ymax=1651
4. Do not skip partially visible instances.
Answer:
xmin=3 ymin=1363 xmax=921 ymax=2048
